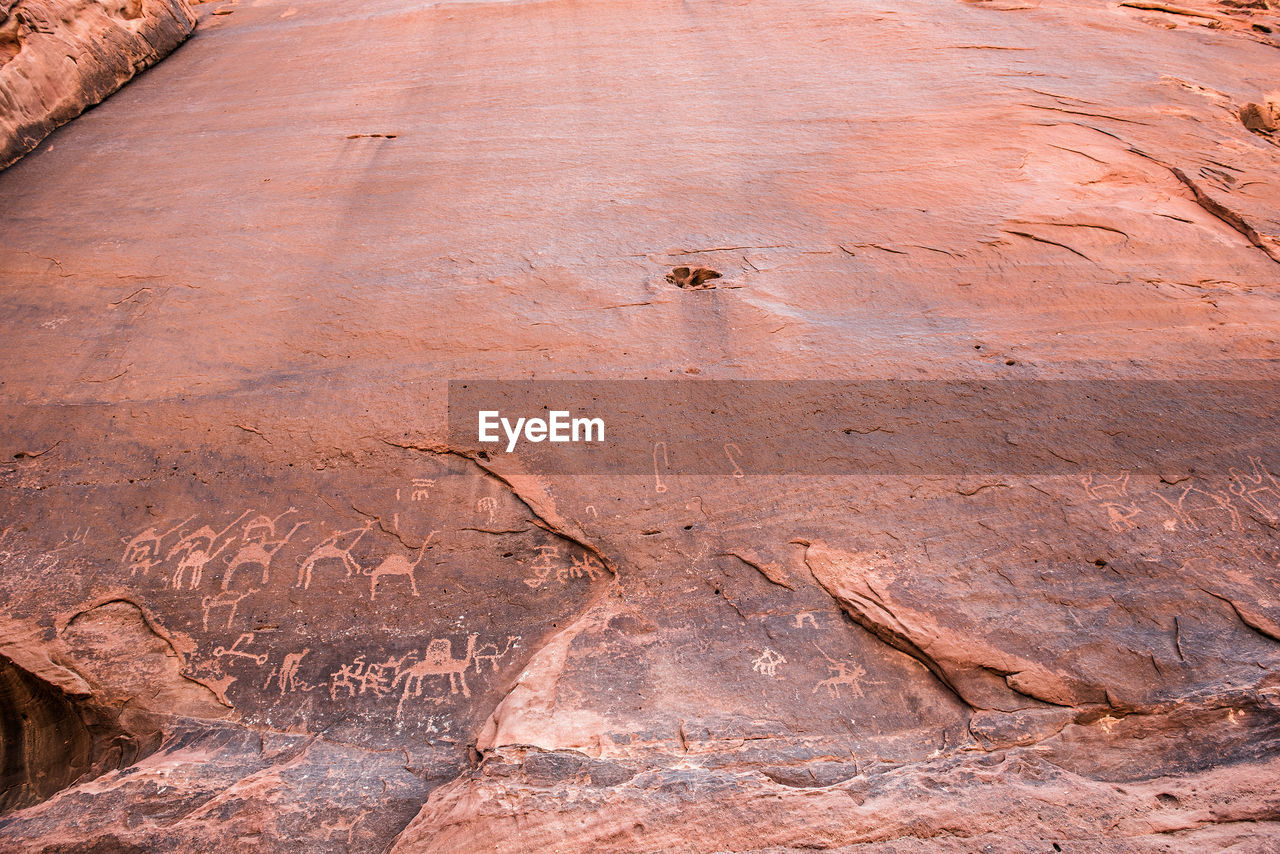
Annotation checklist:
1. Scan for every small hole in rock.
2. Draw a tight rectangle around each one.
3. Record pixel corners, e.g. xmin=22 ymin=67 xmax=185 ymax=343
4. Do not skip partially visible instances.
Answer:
xmin=666 ymin=267 xmax=721 ymax=289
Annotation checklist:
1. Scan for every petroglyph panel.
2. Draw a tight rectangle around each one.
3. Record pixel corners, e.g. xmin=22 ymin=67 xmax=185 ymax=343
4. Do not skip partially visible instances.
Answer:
xmin=0 ymin=447 xmax=604 ymax=750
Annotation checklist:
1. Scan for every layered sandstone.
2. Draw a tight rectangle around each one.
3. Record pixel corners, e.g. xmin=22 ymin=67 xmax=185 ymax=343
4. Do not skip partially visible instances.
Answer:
xmin=1 ymin=0 xmax=1279 ymax=851
xmin=0 ymin=0 xmax=195 ymax=169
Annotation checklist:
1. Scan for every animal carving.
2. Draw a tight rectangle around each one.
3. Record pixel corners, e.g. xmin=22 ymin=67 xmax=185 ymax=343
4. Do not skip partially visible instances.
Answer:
xmin=222 ymin=521 xmax=307 ymax=590
xmin=121 ymin=516 xmax=193 ymax=576
xmin=295 ymin=520 xmax=374 ymax=590
xmin=812 ymin=645 xmax=869 ymax=699
xmin=1156 ymin=485 xmax=1242 ymax=532
xmin=201 ymin=589 xmax=252 ymax=631
xmin=472 ymin=636 xmax=519 ymax=674
xmin=241 ymin=506 xmax=297 ymax=543
xmin=319 ymin=809 xmax=369 ymax=843
xmin=1229 ymin=457 xmax=1280 ymax=524
xmin=168 ymin=511 xmax=250 ymax=589
xmin=395 ymin=633 xmax=478 ymax=718
xmin=1081 ymin=471 xmax=1130 ymax=500
xmin=365 ymin=531 xmax=436 ymax=600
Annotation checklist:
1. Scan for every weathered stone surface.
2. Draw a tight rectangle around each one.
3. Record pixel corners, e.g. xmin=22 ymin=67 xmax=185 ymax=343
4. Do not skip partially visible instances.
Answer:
xmin=0 ymin=0 xmax=196 ymax=169
xmin=1 ymin=0 xmax=1280 ymax=850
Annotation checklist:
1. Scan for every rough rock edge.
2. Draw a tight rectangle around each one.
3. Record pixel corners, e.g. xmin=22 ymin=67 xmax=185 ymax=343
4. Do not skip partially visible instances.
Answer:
xmin=0 ymin=0 xmax=197 ymax=170
xmin=386 ymin=744 xmax=1280 ymax=854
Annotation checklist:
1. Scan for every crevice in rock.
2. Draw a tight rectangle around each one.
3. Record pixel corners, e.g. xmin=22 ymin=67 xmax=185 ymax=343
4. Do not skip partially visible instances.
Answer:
xmin=0 ymin=652 xmax=94 ymax=813
xmin=1127 ymin=141 xmax=1280 ymax=264
xmin=1169 ymin=166 xmax=1280 ymax=264
xmin=0 ymin=9 xmax=21 ymax=68
xmin=0 ymin=650 xmax=149 ymax=814
xmin=1197 ymin=587 xmax=1280 ymax=645
xmin=377 ymin=439 xmax=616 ymax=573
xmin=720 ymin=551 xmax=795 ymax=590
xmin=800 ymin=547 xmax=977 ymax=712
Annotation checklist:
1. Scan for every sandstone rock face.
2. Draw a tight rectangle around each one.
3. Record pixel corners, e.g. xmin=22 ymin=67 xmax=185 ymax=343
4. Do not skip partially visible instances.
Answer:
xmin=0 ymin=0 xmax=195 ymax=169
xmin=1 ymin=0 xmax=1280 ymax=851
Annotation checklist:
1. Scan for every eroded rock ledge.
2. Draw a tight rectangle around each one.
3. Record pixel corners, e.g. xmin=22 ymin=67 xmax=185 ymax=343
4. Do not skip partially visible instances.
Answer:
xmin=0 ymin=0 xmax=195 ymax=169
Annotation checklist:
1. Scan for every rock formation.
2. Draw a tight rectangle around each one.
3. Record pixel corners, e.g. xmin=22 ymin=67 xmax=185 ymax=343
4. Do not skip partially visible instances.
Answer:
xmin=0 ymin=0 xmax=196 ymax=169
xmin=1 ymin=0 xmax=1279 ymax=850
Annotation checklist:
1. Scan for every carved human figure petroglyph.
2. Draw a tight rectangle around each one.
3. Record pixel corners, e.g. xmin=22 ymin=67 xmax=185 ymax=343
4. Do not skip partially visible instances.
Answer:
xmin=213 ymin=632 xmax=268 ymax=666
xmin=411 ymin=479 xmax=435 ymax=501
xmin=121 ymin=516 xmax=193 ymax=577
xmin=813 ymin=645 xmax=868 ymax=699
xmin=395 ymin=633 xmax=478 ymax=718
xmin=221 ymin=521 xmax=308 ymax=590
xmin=201 ymin=589 xmax=253 ymax=631
xmin=330 ymin=655 xmax=369 ymax=700
xmin=472 ymin=635 xmax=519 ymax=674
xmin=365 ymin=531 xmax=436 ymax=600
xmin=752 ymin=648 xmax=786 ymax=677
xmin=168 ymin=511 xmax=251 ymax=589
xmin=725 ymin=443 xmax=745 ymax=478
xmin=1229 ymin=457 xmax=1280 ymax=524
xmin=523 ymin=543 xmax=561 ymax=589
xmin=330 ymin=654 xmax=407 ymax=701
xmin=241 ymin=507 xmax=296 ymax=543
xmin=270 ymin=648 xmax=312 ymax=694
xmin=477 ymin=496 xmax=498 ymax=525
xmin=295 ymin=520 xmax=375 ymax=590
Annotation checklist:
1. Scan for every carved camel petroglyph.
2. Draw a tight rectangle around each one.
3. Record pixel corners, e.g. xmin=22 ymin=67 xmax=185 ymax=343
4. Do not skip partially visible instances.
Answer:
xmin=221 ymin=521 xmax=308 ymax=590
xmin=168 ymin=511 xmax=251 ymax=589
xmin=295 ymin=520 xmax=374 ymax=590
xmin=395 ymin=633 xmax=478 ymax=718
xmin=365 ymin=531 xmax=436 ymax=600
xmin=472 ymin=636 xmax=519 ymax=674
xmin=201 ymin=588 xmax=252 ymax=631
xmin=241 ymin=506 xmax=297 ymax=543
xmin=121 ymin=516 xmax=193 ymax=576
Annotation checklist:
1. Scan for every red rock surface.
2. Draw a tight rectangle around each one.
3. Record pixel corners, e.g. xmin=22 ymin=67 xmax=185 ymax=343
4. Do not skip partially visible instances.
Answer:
xmin=1 ymin=0 xmax=1280 ymax=851
xmin=0 ymin=0 xmax=195 ymax=169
